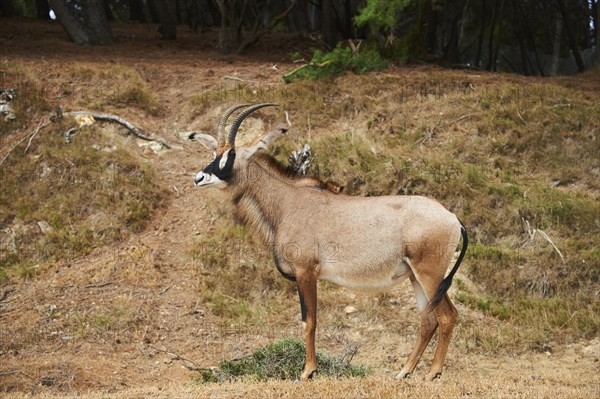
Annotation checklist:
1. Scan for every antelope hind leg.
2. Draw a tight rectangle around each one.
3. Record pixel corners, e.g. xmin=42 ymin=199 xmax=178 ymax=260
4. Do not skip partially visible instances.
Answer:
xmin=396 ymin=274 xmax=438 ymax=380
xmin=427 ymin=293 xmax=458 ymax=380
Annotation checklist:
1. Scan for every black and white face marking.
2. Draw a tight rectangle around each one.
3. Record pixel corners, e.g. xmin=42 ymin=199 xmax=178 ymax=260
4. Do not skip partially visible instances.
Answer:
xmin=194 ymin=149 xmax=236 ymax=187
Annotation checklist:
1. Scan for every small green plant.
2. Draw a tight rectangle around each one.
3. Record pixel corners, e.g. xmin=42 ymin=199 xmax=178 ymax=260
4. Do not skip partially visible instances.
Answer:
xmin=455 ymin=292 xmax=510 ymax=320
xmin=197 ymin=339 xmax=369 ymax=383
xmin=283 ymin=45 xmax=387 ymax=82
xmin=10 ymin=261 xmax=41 ymax=280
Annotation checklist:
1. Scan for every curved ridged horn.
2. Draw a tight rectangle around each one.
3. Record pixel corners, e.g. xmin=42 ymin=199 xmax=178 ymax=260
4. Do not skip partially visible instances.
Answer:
xmin=226 ymin=103 xmax=279 ymax=147
xmin=217 ymin=104 xmax=249 ymax=146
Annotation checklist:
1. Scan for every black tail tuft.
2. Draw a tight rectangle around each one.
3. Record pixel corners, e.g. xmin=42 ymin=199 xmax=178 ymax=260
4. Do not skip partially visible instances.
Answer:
xmin=427 ymin=222 xmax=468 ymax=312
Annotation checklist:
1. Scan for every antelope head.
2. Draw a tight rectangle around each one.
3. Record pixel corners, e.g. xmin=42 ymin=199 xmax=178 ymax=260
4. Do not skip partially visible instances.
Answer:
xmin=194 ymin=103 xmax=280 ymax=187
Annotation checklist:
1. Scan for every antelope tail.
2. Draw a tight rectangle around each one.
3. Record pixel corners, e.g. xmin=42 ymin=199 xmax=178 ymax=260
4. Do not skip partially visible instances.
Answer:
xmin=427 ymin=221 xmax=468 ymax=312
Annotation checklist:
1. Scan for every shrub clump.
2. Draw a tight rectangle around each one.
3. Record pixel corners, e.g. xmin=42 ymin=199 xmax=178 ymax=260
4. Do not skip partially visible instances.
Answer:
xmin=284 ymin=45 xmax=388 ymax=82
xmin=198 ymin=339 xmax=369 ymax=382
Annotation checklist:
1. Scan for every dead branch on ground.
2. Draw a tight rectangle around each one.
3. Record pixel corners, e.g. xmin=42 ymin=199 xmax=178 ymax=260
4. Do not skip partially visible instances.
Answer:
xmin=282 ymin=60 xmax=333 ymax=80
xmin=147 ymin=345 xmax=212 ymax=372
xmin=418 ymin=118 xmax=442 ymax=145
xmin=223 ymin=76 xmax=258 ymax=84
xmin=0 ymin=118 xmax=51 ymax=167
xmin=64 ymin=111 xmax=172 ymax=149
xmin=522 ymin=218 xmax=566 ymax=264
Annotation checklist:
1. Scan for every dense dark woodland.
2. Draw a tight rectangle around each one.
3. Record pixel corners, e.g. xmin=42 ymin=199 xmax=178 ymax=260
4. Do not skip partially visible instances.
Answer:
xmin=1 ymin=0 xmax=598 ymax=75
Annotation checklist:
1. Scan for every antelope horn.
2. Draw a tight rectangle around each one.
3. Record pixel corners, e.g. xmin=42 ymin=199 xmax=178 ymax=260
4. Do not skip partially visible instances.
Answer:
xmin=217 ymin=104 xmax=249 ymax=146
xmin=226 ymin=103 xmax=278 ymax=147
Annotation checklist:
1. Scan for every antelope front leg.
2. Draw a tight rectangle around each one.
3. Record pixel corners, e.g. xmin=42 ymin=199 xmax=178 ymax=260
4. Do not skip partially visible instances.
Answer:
xmin=296 ymin=271 xmax=318 ymax=381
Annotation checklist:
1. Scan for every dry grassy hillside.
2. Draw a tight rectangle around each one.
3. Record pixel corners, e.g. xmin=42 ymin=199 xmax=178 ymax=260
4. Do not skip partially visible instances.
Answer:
xmin=0 ymin=19 xmax=598 ymax=398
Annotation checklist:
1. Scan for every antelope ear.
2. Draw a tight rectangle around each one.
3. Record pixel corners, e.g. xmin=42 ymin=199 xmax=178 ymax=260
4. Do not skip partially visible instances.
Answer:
xmin=180 ymin=131 xmax=218 ymax=151
xmin=219 ymin=149 xmax=233 ymax=170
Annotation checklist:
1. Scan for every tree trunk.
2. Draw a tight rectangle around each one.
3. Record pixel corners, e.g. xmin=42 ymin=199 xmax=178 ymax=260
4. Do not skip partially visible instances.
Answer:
xmin=475 ymin=0 xmax=486 ymax=67
xmin=49 ymin=0 xmax=113 ymax=45
xmin=321 ymin=0 xmax=338 ymax=48
xmin=424 ymin=0 xmax=438 ymax=55
xmin=512 ymin=0 xmax=530 ymax=75
xmin=592 ymin=0 xmax=600 ymax=67
xmin=128 ymin=0 xmax=146 ymax=22
xmin=155 ymin=0 xmax=177 ymax=40
xmin=217 ymin=0 xmax=242 ymax=53
xmin=236 ymin=0 xmax=298 ymax=54
xmin=35 ymin=0 xmax=51 ymax=19
xmin=441 ymin=0 xmax=464 ymax=65
xmin=519 ymin=2 xmax=544 ymax=76
xmin=341 ymin=0 xmax=355 ymax=39
xmin=551 ymin=13 xmax=562 ymax=75
xmin=556 ymin=0 xmax=585 ymax=73
xmin=485 ymin=0 xmax=499 ymax=70
xmin=146 ymin=0 xmax=161 ymax=23
xmin=0 ymin=1 xmax=15 ymax=17
xmin=486 ymin=0 xmax=505 ymax=71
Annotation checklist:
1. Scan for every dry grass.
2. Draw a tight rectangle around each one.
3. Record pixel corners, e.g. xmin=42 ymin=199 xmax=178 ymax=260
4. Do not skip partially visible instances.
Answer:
xmin=64 ymin=63 xmax=161 ymax=115
xmin=0 ymin=63 xmax=167 ymax=282
xmin=4 ymin=352 xmax=598 ymax=399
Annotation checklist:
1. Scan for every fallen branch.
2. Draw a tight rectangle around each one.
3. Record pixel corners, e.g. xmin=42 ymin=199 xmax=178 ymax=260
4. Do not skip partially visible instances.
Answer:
xmin=282 ymin=60 xmax=333 ymax=80
xmin=450 ymin=114 xmax=474 ymax=124
xmin=418 ymin=118 xmax=442 ymax=145
xmin=516 ymin=109 xmax=526 ymax=124
xmin=223 ymin=76 xmax=258 ymax=84
xmin=158 ymin=286 xmax=170 ymax=294
xmin=0 ymin=369 xmax=36 ymax=380
xmin=23 ymin=119 xmax=48 ymax=154
xmin=0 ymin=118 xmax=50 ymax=167
xmin=0 ymin=288 xmax=16 ymax=303
xmin=64 ymin=111 xmax=172 ymax=149
xmin=83 ymin=282 xmax=112 ymax=289
xmin=148 ymin=345 xmax=211 ymax=372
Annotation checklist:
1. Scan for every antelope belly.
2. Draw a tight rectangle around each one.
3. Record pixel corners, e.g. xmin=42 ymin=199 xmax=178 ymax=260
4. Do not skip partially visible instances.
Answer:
xmin=317 ymin=259 xmax=412 ymax=293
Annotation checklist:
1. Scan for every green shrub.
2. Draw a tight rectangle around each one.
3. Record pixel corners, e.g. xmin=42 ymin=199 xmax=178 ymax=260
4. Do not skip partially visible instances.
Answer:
xmin=198 ymin=339 xmax=369 ymax=382
xmin=283 ymin=45 xmax=388 ymax=82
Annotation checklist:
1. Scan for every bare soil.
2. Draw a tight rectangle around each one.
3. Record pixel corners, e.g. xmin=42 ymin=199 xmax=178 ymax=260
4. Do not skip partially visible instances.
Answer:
xmin=1 ymin=18 xmax=599 ymax=398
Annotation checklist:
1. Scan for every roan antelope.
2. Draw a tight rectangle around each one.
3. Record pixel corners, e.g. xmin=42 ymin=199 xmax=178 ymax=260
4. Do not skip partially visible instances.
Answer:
xmin=193 ymin=103 xmax=468 ymax=381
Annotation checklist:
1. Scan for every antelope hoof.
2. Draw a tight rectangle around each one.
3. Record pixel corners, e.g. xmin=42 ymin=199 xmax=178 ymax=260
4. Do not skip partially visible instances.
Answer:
xmin=395 ymin=370 xmax=411 ymax=380
xmin=300 ymin=368 xmax=317 ymax=381
xmin=427 ymin=371 xmax=442 ymax=381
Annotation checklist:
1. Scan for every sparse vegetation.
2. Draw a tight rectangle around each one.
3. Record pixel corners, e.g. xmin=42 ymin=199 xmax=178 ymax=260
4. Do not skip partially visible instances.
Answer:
xmin=65 ymin=63 xmax=161 ymax=115
xmin=198 ymin=339 xmax=369 ymax=383
xmin=0 ymin=63 xmax=167 ymax=282
xmin=190 ymin=222 xmax=295 ymax=329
